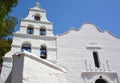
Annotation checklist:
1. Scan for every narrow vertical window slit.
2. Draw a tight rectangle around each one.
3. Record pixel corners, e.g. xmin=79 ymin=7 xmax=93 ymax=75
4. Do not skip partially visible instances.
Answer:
xmin=93 ymin=51 xmax=100 ymax=68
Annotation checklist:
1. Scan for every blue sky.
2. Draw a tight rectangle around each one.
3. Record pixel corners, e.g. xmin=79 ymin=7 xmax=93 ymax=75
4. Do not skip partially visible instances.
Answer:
xmin=10 ymin=0 xmax=120 ymax=37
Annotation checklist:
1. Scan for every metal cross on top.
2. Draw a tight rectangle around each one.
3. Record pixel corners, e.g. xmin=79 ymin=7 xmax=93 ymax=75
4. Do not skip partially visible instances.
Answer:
xmin=35 ymin=0 xmax=40 ymax=7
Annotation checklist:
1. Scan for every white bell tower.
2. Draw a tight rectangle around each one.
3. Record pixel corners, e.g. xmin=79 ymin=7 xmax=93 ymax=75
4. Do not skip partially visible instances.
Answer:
xmin=12 ymin=1 xmax=57 ymax=63
xmin=0 ymin=2 xmax=59 ymax=83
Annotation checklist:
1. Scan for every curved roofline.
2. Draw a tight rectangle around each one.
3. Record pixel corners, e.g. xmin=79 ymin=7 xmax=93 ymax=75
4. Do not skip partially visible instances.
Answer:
xmin=105 ymin=31 xmax=120 ymax=39
xmin=56 ymin=23 xmax=120 ymax=39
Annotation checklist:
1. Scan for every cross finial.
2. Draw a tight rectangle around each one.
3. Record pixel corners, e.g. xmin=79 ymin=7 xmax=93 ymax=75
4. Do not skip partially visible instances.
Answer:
xmin=35 ymin=0 xmax=40 ymax=7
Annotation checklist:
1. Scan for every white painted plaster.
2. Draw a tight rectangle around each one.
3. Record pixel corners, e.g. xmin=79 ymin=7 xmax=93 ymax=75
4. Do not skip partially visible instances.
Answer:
xmin=0 ymin=4 xmax=120 ymax=83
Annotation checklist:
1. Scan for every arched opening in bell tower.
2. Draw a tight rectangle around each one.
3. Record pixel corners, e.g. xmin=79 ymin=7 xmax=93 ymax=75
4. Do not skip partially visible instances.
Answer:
xmin=34 ymin=13 xmax=41 ymax=21
xmin=40 ymin=45 xmax=47 ymax=59
xmin=40 ymin=26 xmax=46 ymax=35
xmin=21 ymin=44 xmax=31 ymax=52
xmin=27 ymin=27 xmax=34 ymax=34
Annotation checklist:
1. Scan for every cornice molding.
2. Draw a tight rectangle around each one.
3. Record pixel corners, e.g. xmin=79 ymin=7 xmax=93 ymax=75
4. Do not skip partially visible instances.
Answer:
xmin=20 ymin=25 xmax=53 ymax=31
xmin=21 ymin=19 xmax=53 ymax=25
xmin=12 ymin=45 xmax=57 ymax=51
xmin=12 ymin=45 xmax=21 ymax=48
xmin=32 ymin=47 xmax=57 ymax=51
xmin=13 ymin=33 xmax=56 ymax=40
xmin=29 ymin=8 xmax=46 ymax=13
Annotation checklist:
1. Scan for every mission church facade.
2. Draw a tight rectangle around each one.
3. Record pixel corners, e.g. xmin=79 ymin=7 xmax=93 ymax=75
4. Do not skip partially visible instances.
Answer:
xmin=0 ymin=1 xmax=120 ymax=83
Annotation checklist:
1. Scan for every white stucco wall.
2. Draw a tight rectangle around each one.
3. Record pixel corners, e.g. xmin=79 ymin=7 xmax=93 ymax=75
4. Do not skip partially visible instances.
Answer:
xmin=23 ymin=56 xmax=66 ymax=83
xmin=20 ymin=20 xmax=53 ymax=36
xmin=11 ymin=5 xmax=57 ymax=62
xmin=56 ymin=23 xmax=120 ymax=83
xmin=11 ymin=34 xmax=57 ymax=61
xmin=0 ymin=5 xmax=57 ymax=83
xmin=11 ymin=52 xmax=67 ymax=83
xmin=26 ymin=7 xmax=49 ymax=22
xmin=1 ymin=3 xmax=120 ymax=83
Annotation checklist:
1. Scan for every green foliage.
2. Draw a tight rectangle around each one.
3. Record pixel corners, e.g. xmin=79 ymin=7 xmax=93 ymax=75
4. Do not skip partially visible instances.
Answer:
xmin=0 ymin=0 xmax=18 ymax=64
xmin=0 ymin=56 xmax=3 ymax=64
xmin=0 ymin=40 xmax=12 ymax=63
xmin=0 ymin=40 xmax=12 ymax=56
xmin=0 ymin=0 xmax=18 ymax=39
xmin=0 ymin=0 xmax=18 ymax=18
xmin=0 ymin=16 xmax=18 ymax=39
